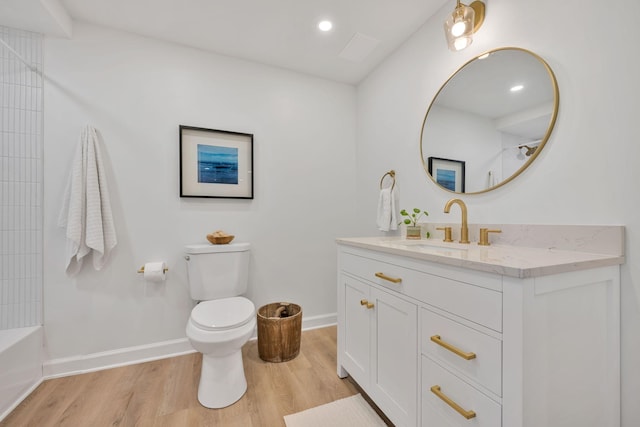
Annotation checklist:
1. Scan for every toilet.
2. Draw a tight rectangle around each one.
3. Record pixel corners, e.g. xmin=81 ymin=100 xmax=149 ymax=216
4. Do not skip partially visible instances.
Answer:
xmin=184 ymin=242 xmax=255 ymax=408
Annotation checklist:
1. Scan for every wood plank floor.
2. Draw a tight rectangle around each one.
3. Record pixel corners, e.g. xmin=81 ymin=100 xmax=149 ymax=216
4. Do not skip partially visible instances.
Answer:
xmin=2 ymin=326 xmax=389 ymax=427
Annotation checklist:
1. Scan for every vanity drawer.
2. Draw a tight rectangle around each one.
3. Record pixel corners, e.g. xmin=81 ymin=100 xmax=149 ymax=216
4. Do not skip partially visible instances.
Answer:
xmin=422 ymin=356 xmax=501 ymax=427
xmin=421 ymin=308 xmax=502 ymax=396
xmin=341 ymin=251 xmax=502 ymax=331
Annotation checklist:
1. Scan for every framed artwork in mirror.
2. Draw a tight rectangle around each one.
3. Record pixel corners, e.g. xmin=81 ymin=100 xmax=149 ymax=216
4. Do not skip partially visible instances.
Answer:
xmin=180 ymin=125 xmax=253 ymax=199
xmin=428 ymin=157 xmax=465 ymax=193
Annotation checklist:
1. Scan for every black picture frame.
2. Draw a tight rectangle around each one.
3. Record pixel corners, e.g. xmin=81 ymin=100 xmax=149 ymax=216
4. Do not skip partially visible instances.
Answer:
xmin=428 ymin=157 xmax=466 ymax=193
xmin=180 ymin=125 xmax=253 ymax=199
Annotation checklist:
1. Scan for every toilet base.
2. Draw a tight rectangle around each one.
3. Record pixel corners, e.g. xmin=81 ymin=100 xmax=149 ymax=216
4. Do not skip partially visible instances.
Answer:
xmin=197 ymin=349 xmax=247 ymax=408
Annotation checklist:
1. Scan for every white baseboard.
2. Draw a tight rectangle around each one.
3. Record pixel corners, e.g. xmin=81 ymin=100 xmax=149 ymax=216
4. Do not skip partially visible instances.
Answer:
xmin=43 ymin=312 xmax=337 ymax=379
xmin=43 ymin=338 xmax=196 ymax=379
xmin=302 ymin=312 xmax=337 ymax=331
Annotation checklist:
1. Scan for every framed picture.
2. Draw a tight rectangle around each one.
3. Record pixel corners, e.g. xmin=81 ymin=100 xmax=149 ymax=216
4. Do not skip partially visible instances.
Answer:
xmin=180 ymin=125 xmax=253 ymax=199
xmin=428 ymin=157 xmax=465 ymax=193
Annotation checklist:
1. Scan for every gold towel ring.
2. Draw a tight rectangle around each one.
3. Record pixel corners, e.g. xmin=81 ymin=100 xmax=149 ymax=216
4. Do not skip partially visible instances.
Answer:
xmin=380 ymin=170 xmax=396 ymax=191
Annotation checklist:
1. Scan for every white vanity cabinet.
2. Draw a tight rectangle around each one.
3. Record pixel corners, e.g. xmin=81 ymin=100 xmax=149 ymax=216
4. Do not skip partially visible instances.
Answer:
xmin=341 ymin=273 xmax=418 ymax=427
xmin=337 ymin=239 xmax=621 ymax=427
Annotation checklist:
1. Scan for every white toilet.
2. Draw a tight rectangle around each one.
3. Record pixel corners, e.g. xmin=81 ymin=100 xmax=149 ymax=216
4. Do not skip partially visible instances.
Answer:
xmin=184 ymin=242 xmax=256 ymax=409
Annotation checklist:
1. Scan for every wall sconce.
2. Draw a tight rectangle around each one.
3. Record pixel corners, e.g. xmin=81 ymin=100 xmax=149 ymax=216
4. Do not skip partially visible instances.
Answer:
xmin=444 ymin=1 xmax=486 ymax=51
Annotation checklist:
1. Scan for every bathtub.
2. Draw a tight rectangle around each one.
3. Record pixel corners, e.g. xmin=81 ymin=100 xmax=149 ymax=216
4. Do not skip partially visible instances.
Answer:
xmin=0 ymin=326 xmax=43 ymax=421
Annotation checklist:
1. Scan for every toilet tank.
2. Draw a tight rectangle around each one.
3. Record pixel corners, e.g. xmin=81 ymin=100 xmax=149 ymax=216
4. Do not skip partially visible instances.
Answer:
xmin=184 ymin=242 xmax=250 ymax=300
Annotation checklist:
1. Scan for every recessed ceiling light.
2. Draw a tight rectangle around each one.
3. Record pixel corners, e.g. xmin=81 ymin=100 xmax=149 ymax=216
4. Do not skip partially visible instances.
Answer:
xmin=478 ymin=53 xmax=490 ymax=59
xmin=510 ymin=84 xmax=524 ymax=92
xmin=318 ymin=20 xmax=333 ymax=32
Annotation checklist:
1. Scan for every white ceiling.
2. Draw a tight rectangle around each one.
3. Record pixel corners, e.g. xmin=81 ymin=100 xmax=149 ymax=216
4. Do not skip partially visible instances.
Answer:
xmin=434 ymin=49 xmax=557 ymax=140
xmin=0 ymin=0 xmax=450 ymax=84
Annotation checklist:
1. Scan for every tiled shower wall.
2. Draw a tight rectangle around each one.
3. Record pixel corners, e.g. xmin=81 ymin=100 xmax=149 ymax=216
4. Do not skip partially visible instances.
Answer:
xmin=0 ymin=27 xmax=43 ymax=330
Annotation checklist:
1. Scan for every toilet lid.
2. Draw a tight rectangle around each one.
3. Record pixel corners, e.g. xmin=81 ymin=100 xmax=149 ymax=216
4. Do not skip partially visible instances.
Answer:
xmin=191 ymin=297 xmax=255 ymax=331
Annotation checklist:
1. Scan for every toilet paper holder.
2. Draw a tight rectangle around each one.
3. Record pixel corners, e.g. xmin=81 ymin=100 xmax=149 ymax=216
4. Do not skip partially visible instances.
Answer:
xmin=137 ymin=265 xmax=169 ymax=273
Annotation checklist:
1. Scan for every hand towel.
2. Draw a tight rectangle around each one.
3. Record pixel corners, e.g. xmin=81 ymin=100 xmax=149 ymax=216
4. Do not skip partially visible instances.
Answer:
xmin=487 ymin=170 xmax=499 ymax=188
xmin=58 ymin=126 xmax=117 ymax=276
xmin=376 ymin=188 xmax=397 ymax=232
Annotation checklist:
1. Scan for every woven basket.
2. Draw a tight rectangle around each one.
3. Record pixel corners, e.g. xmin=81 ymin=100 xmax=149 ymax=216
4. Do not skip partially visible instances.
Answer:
xmin=206 ymin=234 xmax=234 ymax=244
xmin=257 ymin=303 xmax=302 ymax=362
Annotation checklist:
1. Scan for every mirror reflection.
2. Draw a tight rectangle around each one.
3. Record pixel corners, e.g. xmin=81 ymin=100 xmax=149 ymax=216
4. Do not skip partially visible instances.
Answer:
xmin=420 ymin=47 xmax=559 ymax=194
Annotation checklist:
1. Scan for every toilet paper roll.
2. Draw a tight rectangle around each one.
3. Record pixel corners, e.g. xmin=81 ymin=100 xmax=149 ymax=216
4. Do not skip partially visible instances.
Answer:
xmin=143 ymin=262 xmax=166 ymax=282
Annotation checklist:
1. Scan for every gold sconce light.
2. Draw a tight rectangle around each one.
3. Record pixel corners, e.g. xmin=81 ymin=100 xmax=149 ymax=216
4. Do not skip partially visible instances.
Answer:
xmin=444 ymin=0 xmax=486 ymax=51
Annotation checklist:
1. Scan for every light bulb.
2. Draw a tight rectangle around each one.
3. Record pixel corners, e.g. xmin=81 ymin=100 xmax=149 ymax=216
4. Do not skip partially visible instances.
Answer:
xmin=454 ymin=37 xmax=471 ymax=51
xmin=318 ymin=20 xmax=333 ymax=32
xmin=451 ymin=21 xmax=467 ymax=37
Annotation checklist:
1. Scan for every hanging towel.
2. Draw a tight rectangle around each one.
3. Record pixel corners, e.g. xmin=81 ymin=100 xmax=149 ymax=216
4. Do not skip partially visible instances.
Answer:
xmin=487 ymin=170 xmax=499 ymax=188
xmin=58 ymin=126 xmax=117 ymax=276
xmin=376 ymin=187 xmax=397 ymax=232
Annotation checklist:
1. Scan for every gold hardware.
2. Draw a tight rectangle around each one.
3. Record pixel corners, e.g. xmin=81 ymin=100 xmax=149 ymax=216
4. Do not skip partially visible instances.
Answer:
xmin=518 ymin=144 xmax=537 ymax=156
xmin=436 ymin=227 xmax=453 ymax=242
xmin=469 ymin=1 xmax=486 ymax=32
xmin=137 ymin=265 xmax=169 ymax=273
xmin=360 ymin=299 xmax=374 ymax=309
xmin=478 ymin=228 xmax=502 ymax=246
xmin=375 ymin=272 xmax=402 ymax=284
xmin=443 ymin=198 xmax=470 ymax=244
xmin=430 ymin=385 xmax=476 ymax=419
xmin=379 ymin=170 xmax=396 ymax=191
xmin=430 ymin=335 xmax=476 ymax=360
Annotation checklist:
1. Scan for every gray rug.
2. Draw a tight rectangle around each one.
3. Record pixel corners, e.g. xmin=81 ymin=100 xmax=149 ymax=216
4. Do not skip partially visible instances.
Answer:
xmin=284 ymin=394 xmax=387 ymax=427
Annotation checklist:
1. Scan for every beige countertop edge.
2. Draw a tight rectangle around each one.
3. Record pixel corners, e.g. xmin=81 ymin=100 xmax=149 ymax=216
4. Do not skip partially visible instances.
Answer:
xmin=336 ymin=238 xmax=625 ymax=279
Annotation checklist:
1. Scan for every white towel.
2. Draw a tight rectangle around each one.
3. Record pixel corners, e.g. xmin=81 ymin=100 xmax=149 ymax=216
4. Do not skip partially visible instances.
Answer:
xmin=58 ymin=126 xmax=117 ymax=276
xmin=376 ymin=187 xmax=397 ymax=232
xmin=487 ymin=170 xmax=499 ymax=188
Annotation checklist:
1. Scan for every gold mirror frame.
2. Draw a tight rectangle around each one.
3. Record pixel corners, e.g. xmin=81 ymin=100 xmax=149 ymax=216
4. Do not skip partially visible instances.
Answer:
xmin=420 ymin=47 xmax=559 ymax=194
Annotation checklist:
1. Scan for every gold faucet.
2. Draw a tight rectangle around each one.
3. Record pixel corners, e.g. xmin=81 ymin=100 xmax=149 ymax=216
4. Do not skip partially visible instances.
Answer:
xmin=443 ymin=198 xmax=470 ymax=244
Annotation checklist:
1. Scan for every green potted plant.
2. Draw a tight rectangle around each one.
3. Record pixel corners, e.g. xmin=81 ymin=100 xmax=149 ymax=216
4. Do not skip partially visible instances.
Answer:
xmin=400 ymin=208 xmax=429 ymax=239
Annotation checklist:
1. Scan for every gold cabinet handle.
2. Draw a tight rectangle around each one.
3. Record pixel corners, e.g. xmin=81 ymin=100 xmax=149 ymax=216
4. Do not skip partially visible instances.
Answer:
xmin=430 ymin=385 xmax=476 ymax=420
xmin=430 ymin=335 xmax=476 ymax=360
xmin=359 ymin=299 xmax=374 ymax=309
xmin=374 ymin=272 xmax=402 ymax=284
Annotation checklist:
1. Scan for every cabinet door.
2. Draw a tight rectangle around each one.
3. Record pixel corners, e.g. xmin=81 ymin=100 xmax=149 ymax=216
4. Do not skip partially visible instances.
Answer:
xmin=341 ymin=275 xmax=371 ymax=388
xmin=370 ymin=287 xmax=418 ymax=427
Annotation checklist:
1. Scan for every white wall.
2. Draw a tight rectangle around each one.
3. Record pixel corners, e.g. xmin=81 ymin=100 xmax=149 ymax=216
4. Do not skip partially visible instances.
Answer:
xmin=43 ymin=23 xmax=357 ymax=360
xmin=356 ymin=0 xmax=640 ymax=425
xmin=423 ymin=105 xmax=501 ymax=192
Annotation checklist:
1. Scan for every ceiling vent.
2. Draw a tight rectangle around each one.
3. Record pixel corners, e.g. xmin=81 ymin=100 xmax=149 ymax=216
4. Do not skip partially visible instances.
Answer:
xmin=338 ymin=32 xmax=380 ymax=62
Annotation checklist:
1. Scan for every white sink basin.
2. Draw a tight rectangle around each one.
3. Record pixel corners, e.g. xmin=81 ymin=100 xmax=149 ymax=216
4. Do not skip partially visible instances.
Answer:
xmin=396 ymin=240 xmax=470 ymax=251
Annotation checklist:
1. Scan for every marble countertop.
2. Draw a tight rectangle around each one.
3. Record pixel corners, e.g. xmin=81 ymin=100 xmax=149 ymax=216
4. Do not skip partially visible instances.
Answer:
xmin=336 ymin=236 xmax=625 ymax=278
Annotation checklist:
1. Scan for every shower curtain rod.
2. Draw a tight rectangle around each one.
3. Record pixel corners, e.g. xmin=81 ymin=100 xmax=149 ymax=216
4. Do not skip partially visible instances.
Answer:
xmin=0 ymin=36 xmax=39 ymax=73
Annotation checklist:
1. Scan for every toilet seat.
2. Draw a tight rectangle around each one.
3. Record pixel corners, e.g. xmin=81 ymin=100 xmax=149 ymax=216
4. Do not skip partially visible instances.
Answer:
xmin=191 ymin=297 xmax=254 ymax=331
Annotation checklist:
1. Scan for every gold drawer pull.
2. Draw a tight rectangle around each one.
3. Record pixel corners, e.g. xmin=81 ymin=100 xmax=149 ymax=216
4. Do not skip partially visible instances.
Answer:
xmin=430 ymin=335 xmax=476 ymax=360
xmin=374 ymin=272 xmax=402 ymax=283
xmin=360 ymin=299 xmax=375 ymax=309
xmin=430 ymin=385 xmax=476 ymax=420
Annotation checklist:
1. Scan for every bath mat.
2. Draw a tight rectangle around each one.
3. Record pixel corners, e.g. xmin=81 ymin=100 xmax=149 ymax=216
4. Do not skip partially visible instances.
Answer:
xmin=284 ymin=394 xmax=387 ymax=427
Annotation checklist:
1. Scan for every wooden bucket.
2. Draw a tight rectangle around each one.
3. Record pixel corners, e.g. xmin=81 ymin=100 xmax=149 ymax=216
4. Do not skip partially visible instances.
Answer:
xmin=257 ymin=302 xmax=302 ymax=362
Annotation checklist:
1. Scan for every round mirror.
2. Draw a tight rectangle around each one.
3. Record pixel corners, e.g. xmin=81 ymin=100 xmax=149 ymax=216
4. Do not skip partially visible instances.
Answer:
xmin=420 ymin=47 xmax=559 ymax=194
